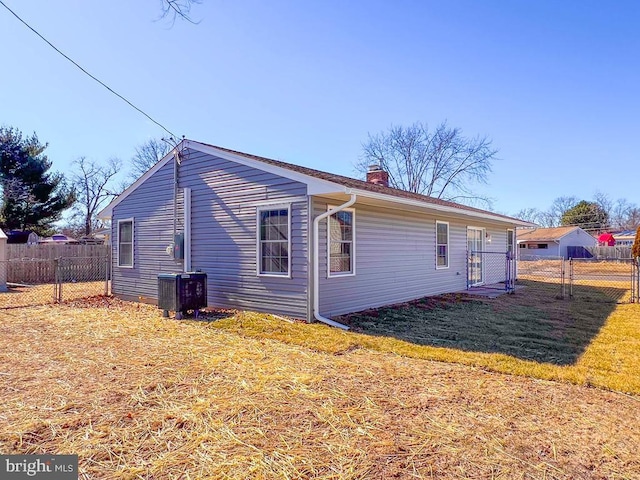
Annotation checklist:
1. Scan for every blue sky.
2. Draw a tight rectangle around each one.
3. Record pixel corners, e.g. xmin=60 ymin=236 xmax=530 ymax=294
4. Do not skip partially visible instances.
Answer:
xmin=1 ymin=0 xmax=638 ymax=216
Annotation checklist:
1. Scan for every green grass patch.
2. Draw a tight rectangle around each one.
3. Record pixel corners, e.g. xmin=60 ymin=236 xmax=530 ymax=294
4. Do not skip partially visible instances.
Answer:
xmin=207 ymin=288 xmax=640 ymax=395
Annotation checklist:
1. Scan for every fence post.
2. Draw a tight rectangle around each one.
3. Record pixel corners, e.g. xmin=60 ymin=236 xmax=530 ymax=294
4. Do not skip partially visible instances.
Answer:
xmin=637 ymin=260 xmax=640 ymax=303
xmin=104 ymin=254 xmax=110 ymax=296
xmin=505 ymin=251 xmax=514 ymax=293
xmin=631 ymin=257 xmax=640 ymax=303
xmin=568 ymin=258 xmax=573 ymax=299
xmin=560 ymin=258 xmax=565 ymax=299
xmin=466 ymin=249 xmax=470 ymax=290
xmin=505 ymin=252 xmax=509 ymax=293
xmin=53 ymin=258 xmax=59 ymax=303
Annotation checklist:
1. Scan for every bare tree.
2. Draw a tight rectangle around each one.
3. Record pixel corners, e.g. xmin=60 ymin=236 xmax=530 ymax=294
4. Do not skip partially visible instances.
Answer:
xmin=70 ymin=157 xmax=121 ymax=236
xmin=357 ymin=122 xmax=495 ymax=206
xmin=516 ymin=194 xmax=640 ymax=231
xmin=129 ymin=138 xmax=172 ymax=180
xmin=160 ymin=0 xmax=202 ymax=24
xmin=513 ymin=207 xmax=543 ymax=225
xmin=607 ymin=198 xmax=640 ymax=230
xmin=624 ymin=208 xmax=640 ymax=230
xmin=539 ymin=196 xmax=579 ymax=227
xmin=580 ymin=192 xmax=640 ymax=231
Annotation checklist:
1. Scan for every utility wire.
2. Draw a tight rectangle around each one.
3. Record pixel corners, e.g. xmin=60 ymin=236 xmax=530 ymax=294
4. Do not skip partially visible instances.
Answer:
xmin=0 ymin=0 xmax=178 ymax=140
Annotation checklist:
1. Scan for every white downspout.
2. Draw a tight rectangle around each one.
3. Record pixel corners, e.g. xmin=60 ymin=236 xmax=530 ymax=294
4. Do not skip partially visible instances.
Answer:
xmin=183 ymin=187 xmax=191 ymax=272
xmin=312 ymin=193 xmax=356 ymax=330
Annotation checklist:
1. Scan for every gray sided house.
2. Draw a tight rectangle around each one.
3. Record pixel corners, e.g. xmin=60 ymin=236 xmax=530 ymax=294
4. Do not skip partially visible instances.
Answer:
xmin=516 ymin=226 xmax=596 ymax=259
xmin=99 ymin=140 xmax=531 ymax=325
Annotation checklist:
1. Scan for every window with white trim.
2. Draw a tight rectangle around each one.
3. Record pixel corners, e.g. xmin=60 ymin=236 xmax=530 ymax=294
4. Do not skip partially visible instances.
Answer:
xmin=257 ymin=206 xmax=290 ymax=276
xmin=507 ymin=229 xmax=515 ymax=253
xmin=117 ymin=219 xmax=134 ymax=267
xmin=436 ymin=221 xmax=449 ymax=269
xmin=328 ymin=208 xmax=354 ymax=276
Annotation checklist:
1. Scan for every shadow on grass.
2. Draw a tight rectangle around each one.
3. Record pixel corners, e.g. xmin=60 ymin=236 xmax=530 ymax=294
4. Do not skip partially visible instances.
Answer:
xmin=337 ymin=280 xmax=626 ymax=366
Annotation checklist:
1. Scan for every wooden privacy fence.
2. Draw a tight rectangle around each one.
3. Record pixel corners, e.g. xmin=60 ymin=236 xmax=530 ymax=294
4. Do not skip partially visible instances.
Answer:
xmin=6 ymin=257 xmax=110 ymax=284
xmin=7 ymin=244 xmax=109 ymax=260
xmin=586 ymin=246 xmax=633 ymax=260
xmin=7 ymin=259 xmax=56 ymax=284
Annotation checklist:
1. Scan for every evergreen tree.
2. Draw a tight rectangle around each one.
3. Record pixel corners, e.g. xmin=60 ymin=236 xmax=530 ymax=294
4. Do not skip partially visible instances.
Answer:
xmin=560 ymin=200 xmax=609 ymax=232
xmin=0 ymin=127 xmax=75 ymax=235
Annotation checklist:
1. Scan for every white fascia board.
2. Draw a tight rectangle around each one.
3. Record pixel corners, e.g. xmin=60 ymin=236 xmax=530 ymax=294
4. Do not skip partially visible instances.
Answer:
xmin=185 ymin=140 xmax=344 ymax=195
xmin=349 ymin=188 xmax=534 ymax=227
xmin=97 ymin=143 xmax=181 ymax=220
xmin=98 ymin=139 xmax=344 ymax=220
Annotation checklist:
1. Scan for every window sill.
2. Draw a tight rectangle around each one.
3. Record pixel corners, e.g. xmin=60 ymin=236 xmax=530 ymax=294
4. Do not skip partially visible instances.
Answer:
xmin=327 ymin=272 xmax=356 ymax=278
xmin=258 ymin=273 xmax=292 ymax=279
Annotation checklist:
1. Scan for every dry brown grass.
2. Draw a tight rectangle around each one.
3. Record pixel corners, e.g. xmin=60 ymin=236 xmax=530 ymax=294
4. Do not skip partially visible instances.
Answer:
xmin=1 ymin=297 xmax=639 ymax=479
xmin=518 ymin=258 xmax=634 ymax=276
xmin=0 ymin=281 xmax=106 ymax=309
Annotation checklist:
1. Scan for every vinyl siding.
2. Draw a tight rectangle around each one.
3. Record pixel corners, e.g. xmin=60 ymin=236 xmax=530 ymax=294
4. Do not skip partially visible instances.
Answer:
xmin=111 ymin=160 xmax=184 ymax=301
xmin=111 ymin=150 xmax=308 ymax=319
xmin=176 ymin=149 xmax=308 ymax=319
xmin=519 ymin=243 xmax=561 ymax=258
xmin=558 ymin=229 xmax=597 ymax=258
xmin=315 ymin=198 xmax=517 ymax=317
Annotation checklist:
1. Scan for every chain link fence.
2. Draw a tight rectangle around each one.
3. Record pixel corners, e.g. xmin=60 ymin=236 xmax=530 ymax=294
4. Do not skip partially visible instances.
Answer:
xmin=516 ymin=255 xmax=566 ymax=299
xmin=0 ymin=256 xmax=110 ymax=309
xmin=468 ymin=251 xmax=515 ymax=292
xmin=569 ymin=258 xmax=636 ymax=303
xmin=515 ymin=255 xmax=639 ymax=303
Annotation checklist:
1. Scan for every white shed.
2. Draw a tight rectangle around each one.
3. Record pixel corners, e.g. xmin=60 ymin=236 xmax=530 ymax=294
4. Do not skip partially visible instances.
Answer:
xmin=0 ymin=229 xmax=7 ymax=292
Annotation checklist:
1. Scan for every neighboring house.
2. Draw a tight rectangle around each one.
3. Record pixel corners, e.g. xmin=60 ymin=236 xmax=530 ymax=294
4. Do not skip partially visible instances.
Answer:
xmin=516 ymin=226 xmax=596 ymax=259
xmin=597 ymin=233 xmax=616 ymax=246
xmin=91 ymin=228 xmax=111 ymax=245
xmin=612 ymin=230 xmax=637 ymax=247
xmin=98 ymin=140 xmax=532 ymax=326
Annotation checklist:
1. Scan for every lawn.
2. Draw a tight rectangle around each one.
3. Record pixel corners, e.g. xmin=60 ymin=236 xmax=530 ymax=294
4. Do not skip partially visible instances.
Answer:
xmin=213 ymin=284 xmax=640 ymax=395
xmin=1 ymin=297 xmax=639 ymax=478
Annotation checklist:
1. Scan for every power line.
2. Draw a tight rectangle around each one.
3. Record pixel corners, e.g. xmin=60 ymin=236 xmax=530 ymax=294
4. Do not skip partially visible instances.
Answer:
xmin=0 ymin=0 xmax=178 ymax=140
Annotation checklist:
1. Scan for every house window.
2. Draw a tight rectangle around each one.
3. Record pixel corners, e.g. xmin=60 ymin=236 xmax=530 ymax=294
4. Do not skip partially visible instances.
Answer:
xmin=328 ymin=208 xmax=354 ymax=276
xmin=257 ymin=206 xmax=290 ymax=276
xmin=528 ymin=243 xmax=548 ymax=249
xmin=117 ymin=219 xmax=134 ymax=268
xmin=507 ymin=229 xmax=514 ymax=253
xmin=436 ymin=221 xmax=449 ymax=269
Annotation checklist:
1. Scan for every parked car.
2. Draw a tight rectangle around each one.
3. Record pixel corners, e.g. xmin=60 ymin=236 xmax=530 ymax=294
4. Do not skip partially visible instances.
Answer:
xmin=39 ymin=234 xmax=79 ymax=244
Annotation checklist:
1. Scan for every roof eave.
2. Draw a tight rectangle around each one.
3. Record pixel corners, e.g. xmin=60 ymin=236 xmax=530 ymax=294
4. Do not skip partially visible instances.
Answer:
xmin=97 ymin=143 xmax=185 ymax=221
xmin=348 ymin=188 xmax=534 ymax=226
xmin=186 ymin=140 xmax=345 ymax=196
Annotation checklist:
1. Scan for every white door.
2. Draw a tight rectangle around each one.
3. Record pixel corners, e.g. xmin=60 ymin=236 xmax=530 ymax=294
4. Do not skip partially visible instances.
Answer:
xmin=467 ymin=227 xmax=484 ymax=286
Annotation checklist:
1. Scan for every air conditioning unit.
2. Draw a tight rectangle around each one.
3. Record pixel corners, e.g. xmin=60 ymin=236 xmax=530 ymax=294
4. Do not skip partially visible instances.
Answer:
xmin=157 ymin=272 xmax=207 ymax=319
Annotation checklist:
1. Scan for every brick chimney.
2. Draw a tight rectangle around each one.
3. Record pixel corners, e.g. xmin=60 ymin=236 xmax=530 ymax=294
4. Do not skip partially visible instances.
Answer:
xmin=366 ymin=164 xmax=389 ymax=187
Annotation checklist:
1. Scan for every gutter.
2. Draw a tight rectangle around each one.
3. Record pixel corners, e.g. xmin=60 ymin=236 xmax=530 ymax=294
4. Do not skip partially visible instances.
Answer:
xmin=348 ymin=188 xmax=536 ymax=227
xmin=312 ymin=192 xmax=356 ymax=330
